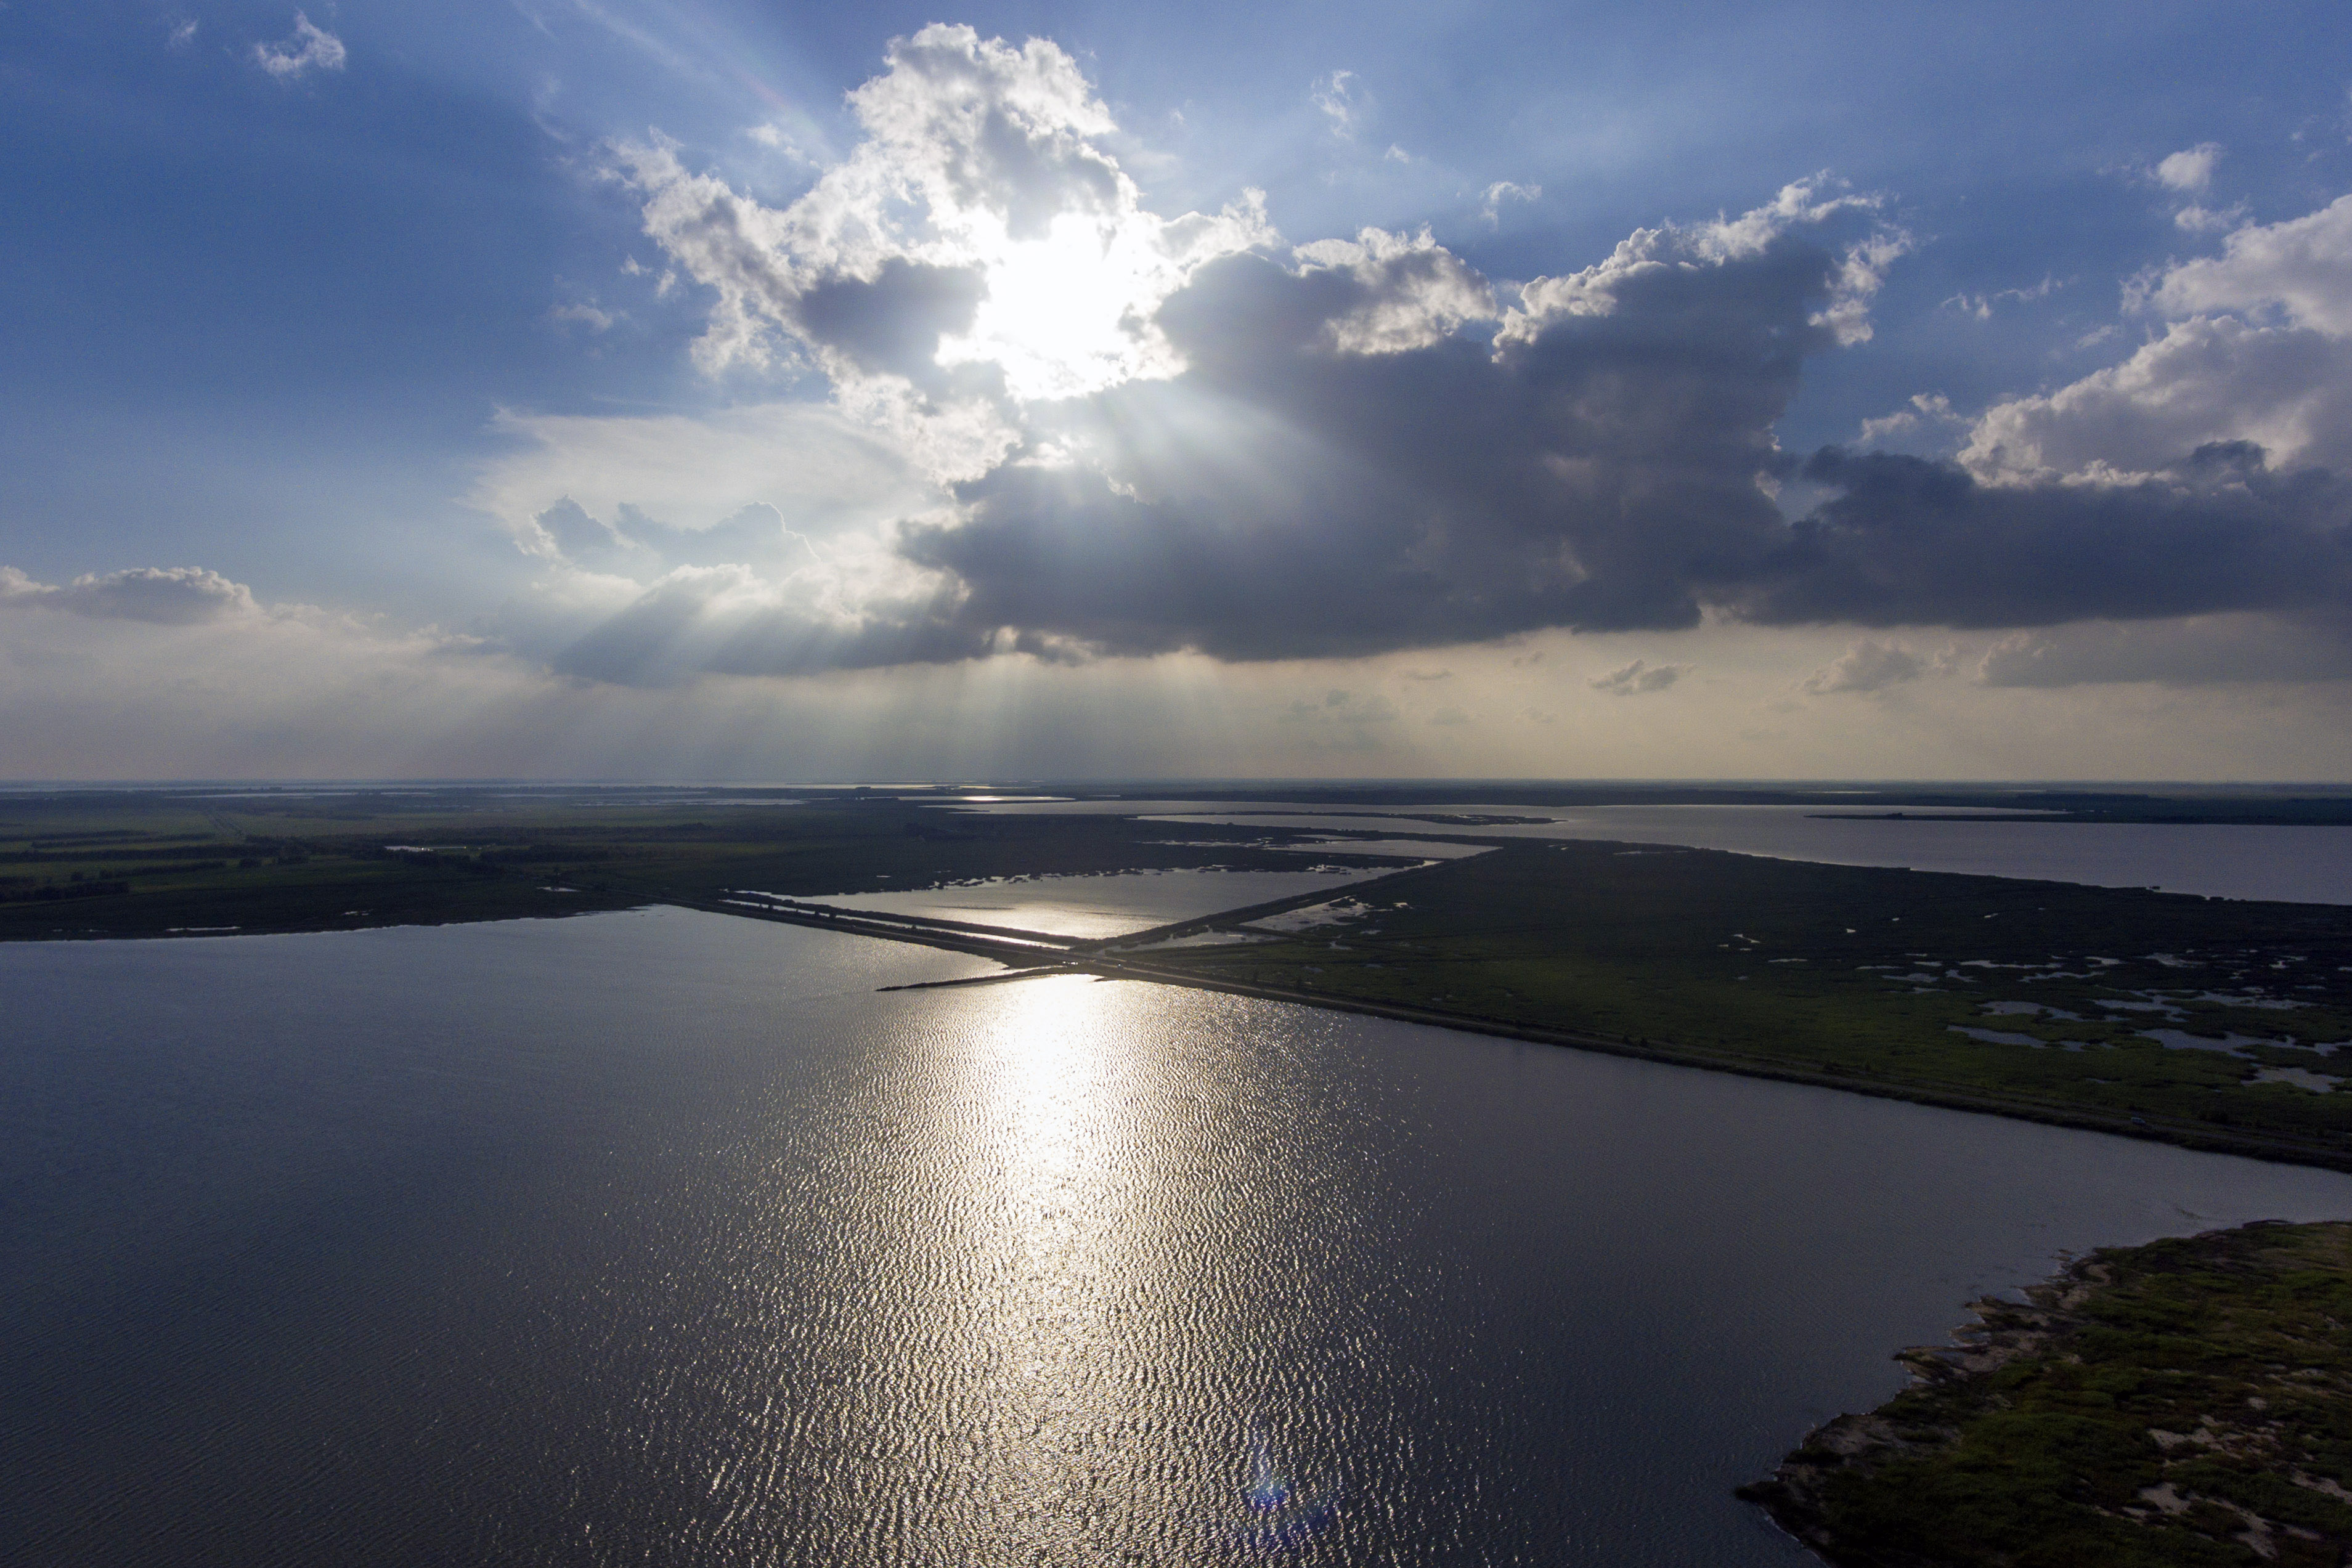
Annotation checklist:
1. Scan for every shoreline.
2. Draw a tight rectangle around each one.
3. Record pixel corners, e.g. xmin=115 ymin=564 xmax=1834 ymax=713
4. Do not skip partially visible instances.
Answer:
xmin=1740 ymin=1221 xmax=2352 ymax=1565
xmin=680 ymin=892 xmax=2352 ymax=1175
xmin=17 ymin=876 xmax=2352 ymax=1176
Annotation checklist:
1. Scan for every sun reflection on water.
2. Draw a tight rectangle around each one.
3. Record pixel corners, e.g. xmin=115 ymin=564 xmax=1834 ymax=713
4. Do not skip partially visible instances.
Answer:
xmin=808 ymin=969 xmax=1368 ymax=1561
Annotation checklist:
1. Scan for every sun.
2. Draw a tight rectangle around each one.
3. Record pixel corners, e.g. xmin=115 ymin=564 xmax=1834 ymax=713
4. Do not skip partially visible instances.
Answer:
xmin=935 ymin=211 xmax=1192 ymax=404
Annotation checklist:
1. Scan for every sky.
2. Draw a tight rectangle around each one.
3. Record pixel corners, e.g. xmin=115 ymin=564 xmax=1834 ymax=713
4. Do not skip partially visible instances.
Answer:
xmin=6 ymin=1 xmax=2352 ymax=781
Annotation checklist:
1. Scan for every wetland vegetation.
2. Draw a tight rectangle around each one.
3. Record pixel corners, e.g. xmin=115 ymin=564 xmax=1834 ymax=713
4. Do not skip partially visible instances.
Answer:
xmin=1125 ymin=839 xmax=2352 ymax=1168
xmin=1741 ymin=1220 xmax=2352 ymax=1567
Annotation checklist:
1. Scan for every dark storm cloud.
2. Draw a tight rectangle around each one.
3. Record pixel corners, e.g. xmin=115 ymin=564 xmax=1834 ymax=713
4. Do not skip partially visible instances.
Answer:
xmin=611 ymin=34 xmax=2352 ymax=683
xmin=902 ymin=238 xmax=1835 ymax=659
xmin=793 ymin=259 xmax=990 ymax=388
xmin=1741 ymin=442 xmax=2352 ymax=630
xmin=543 ymin=210 xmax=2352 ymax=684
xmin=897 ymin=267 xmax=2352 ymax=661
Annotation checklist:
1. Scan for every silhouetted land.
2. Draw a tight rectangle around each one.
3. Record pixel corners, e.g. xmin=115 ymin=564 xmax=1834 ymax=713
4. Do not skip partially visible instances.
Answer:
xmin=0 ymin=784 xmax=1402 ymax=940
xmin=7 ymin=782 xmax=2352 ymax=1168
xmin=1741 ymin=1221 xmax=2352 ymax=1567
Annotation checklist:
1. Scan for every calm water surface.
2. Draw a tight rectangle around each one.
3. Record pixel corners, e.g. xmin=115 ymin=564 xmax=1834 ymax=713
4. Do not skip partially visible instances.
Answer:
xmin=7 ymin=908 xmax=2352 ymax=1566
xmin=1134 ymin=805 xmax=2352 ymax=904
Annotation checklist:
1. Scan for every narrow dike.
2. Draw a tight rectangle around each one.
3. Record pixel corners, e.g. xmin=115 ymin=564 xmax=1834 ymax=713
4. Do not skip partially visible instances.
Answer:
xmin=685 ymin=889 xmax=2352 ymax=1176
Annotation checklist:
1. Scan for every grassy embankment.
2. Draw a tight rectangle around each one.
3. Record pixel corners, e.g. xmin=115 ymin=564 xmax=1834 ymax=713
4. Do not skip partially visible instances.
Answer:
xmin=1118 ymin=839 xmax=2352 ymax=1164
xmin=1740 ymin=1220 xmax=2352 ymax=1567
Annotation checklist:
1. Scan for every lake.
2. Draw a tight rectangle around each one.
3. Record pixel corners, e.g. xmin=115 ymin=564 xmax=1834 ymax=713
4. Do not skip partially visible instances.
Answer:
xmin=1119 ymin=804 xmax=2352 ymax=905
xmin=7 ymin=908 xmax=2351 ymax=1566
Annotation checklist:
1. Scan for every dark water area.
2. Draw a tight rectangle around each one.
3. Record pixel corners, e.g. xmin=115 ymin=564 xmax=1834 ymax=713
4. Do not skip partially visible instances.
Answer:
xmin=7 ymin=909 xmax=2352 ymax=1567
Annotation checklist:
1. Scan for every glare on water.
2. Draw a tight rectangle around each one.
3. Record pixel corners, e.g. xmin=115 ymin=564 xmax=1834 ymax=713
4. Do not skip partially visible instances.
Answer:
xmin=6 ymin=908 xmax=2351 ymax=1565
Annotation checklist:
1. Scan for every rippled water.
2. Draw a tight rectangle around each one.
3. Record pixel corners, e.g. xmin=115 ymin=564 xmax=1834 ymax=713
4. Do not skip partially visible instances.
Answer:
xmin=7 ymin=908 xmax=2352 ymax=1566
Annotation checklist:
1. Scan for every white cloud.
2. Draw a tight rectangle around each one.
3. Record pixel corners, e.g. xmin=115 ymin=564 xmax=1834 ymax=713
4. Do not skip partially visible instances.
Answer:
xmin=2173 ymin=203 xmax=2247 ymax=234
xmin=2155 ymin=142 xmax=2223 ymax=192
xmin=253 ymin=12 xmax=346 ymax=79
xmin=1587 ymin=658 xmax=1690 ymax=696
xmin=1858 ymin=391 xmax=1969 ymax=453
xmin=1311 ymin=70 xmax=1358 ymax=135
xmin=1479 ymin=180 xmax=1540 ymax=225
xmin=1292 ymin=226 xmax=1497 ymax=352
xmin=548 ymin=301 xmax=615 ymax=333
xmin=1 ymin=566 xmax=259 ymax=624
xmin=1802 ymin=639 xmax=1925 ymax=694
xmin=1962 ymin=314 xmax=2352 ymax=481
xmin=744 ymin=123 xmax=815 ymax=164
xmin=597 ymin=39 xmax=1912 ymax=674
xmin=1501 ymin=176 xmax=1905 ymax=348
xmin=1962 ymin=193 xmax=2352 ymax=484
xmin=2151 ymin=193 xmax=2352 ymax=335
xmin=615 ymin=24 xmax=1276 ymax=473
xmin=1942 ymin=275 xmax=2060 ymax=320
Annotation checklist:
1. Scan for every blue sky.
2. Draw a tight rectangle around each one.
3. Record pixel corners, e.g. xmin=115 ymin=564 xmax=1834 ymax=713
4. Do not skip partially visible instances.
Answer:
xmin=5 ymin=1 xmax=2352 ymax=779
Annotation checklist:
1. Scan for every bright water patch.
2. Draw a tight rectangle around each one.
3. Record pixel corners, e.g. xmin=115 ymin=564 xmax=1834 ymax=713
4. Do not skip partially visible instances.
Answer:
xmin=6 ymin=909 xmax=2352 ymax=1566
xmin=794 ymin=866 xmax=1399 ymax=940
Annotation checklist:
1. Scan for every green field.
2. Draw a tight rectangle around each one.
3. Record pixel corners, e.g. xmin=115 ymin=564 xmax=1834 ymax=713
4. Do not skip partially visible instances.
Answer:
xmin=1121 ymin=839 xmax=2352 ymax=1165
xmin=1741 ymin=1221 xmax=2352 ymax=1567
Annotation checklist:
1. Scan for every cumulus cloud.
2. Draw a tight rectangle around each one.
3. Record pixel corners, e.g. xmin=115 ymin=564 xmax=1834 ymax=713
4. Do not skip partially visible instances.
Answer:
xmin=1288 ymin=225 xmax=1498 ymax=352
xmin=1498 ymin=176 xmax=1900 ymax=349
xmin=1747 ymin=442 xmax=2352 ymax=628
xmin=615 ymin=23 xmax=1274 ymax=435
xmin=1587 ymin=659 xmax=1690 ymax=696
xmin=0 ymin=566 xmax=259 ymax=624
xmin=588 ymin=37 xmax=1903 ymax=677
xmin=2010 ymin=196 xmax=2352 ymax=487
xmin=253 ymin=11 xmax=345 ymax=79
xmin=565 ymin=30 xmax=2352 ymax=687
xmin=1783 ymin=190 xmax=2352 ymax=638
xmin=1961 ymin=314 xmax=2352 ymax=480
xmin=2155 ymin=143 xmax=2223 ymax=192
xmin=2173 ymin=203 xmax=2247 ymax=235
xmin=2148 ymin=194 xmax=2352 ymax=335
xmin=1801 ymin=638 xmax=1926 ymax=694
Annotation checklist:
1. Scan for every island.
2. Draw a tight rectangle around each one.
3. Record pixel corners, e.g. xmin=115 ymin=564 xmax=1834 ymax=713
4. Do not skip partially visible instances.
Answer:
xmin=1740 ymin=1220 xmax=2352 ymax=1567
